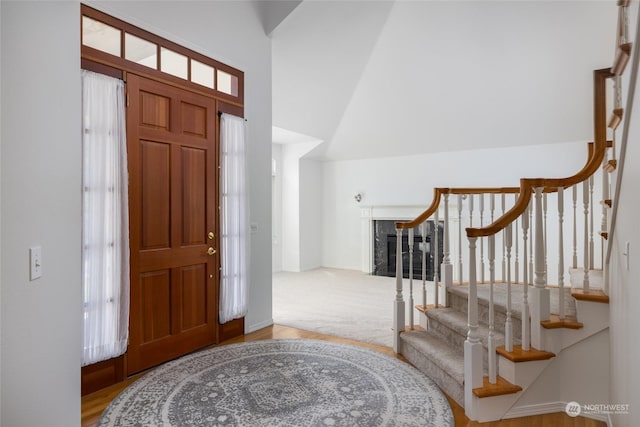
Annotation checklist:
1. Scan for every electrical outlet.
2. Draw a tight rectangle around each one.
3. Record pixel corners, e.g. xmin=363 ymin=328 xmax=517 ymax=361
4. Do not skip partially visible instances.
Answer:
xmin=30 ymin=246 xmax=42 ymax=280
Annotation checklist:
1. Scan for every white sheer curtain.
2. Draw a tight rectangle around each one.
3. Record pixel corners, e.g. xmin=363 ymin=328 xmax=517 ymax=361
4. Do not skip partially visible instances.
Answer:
xmin=219 ymin=113 xmax=249 ymax=324
xmin=81 ymin=70 xmax=130 ymax=366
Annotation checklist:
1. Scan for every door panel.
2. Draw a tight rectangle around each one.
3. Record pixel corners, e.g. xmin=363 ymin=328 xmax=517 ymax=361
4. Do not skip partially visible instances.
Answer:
xmin=180 ymin=102 xmax=207 ymax=138
xmin=141 ymin=270 xmax=172 ymax=342
xmin=140 ymin=140 xmax=171 ymax=249
xmin=179 ymin=264 xmax=208 ymax=330
xmin=181 ymin=147 xmax=207 ymax=245
xmin=127 ymin=74 xmax=218 ymax=375
xmin=140 ymin=91 xmax=170 ymax=130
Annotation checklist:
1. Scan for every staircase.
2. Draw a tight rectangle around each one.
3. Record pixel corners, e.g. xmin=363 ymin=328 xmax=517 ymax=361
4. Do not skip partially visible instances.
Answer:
xmin=392 ymin=1 xmax=631 ymax=422
xmin=401 ymin=272 xmax=608 ymax=422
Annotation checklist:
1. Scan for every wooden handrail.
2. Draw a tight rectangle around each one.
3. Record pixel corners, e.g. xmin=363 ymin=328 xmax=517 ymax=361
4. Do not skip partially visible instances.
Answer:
xmin=395 ymin=187 xmax=521 ymax=230
xmin=395 ymin=188 xmax=443 ymax=229
xmin=466 ymin=68 xmax=613 ymax=238
xmin=448 ymin=188 xmax=520 ymax=195
xmin=465 ymin=180 xmax=535 ymax=238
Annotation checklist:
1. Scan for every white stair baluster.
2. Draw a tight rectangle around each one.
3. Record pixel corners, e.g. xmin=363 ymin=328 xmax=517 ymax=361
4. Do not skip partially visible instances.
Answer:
xmin=558 ymin=187 xmax=565 ymax=320
xmin=543 ymin=192 xmax=548 ymax=283
xmin=468 ymin=195 xmax=474 ymax=281
xmin=458 ymin=194 xmax=464 ymax=284
xmin=488 ymin=235 xmax=497 ymax=384
xmin=602 ymin=148 xmax=609 ymax=269
xmin=572 ymin=185 xmax=578 ymax=269
xmin=505 ymin=223 xmax=513 ymax=352
xmin=488 ymin=194 xmax=498 ymax=284
xmin=393 ymin=227 xmax=405 ymax=352
xmin=589 ymin=176 xmax=595 ymax=269
xmin=529 ymin=203 xmax=534 ymax=286
xmin=514 ymin=194 xmax=519 ymax=284
xmin=434 ymin=209 xmax=440 ymax=307
xmin=421 ymin=222 xmax=427 ymax=309
xmin=479 ymin=194 xmax=485 ymax=284
xmin=500 ymin=194 xmax=505 ymax=283
xmin=464 ymin=236 xmax=483 ymax=413
xmin=408 ymin=228 xmax=414 ymax=329
xmin=442 ymin=193 xmax=452 ymax=306
xmin=602 ymin=145 xmax=611 ymax=293
xmin=583 ymin=180 xmax=590 ymax=290
xmin=521 ymin=202 xmax=531 ymax=351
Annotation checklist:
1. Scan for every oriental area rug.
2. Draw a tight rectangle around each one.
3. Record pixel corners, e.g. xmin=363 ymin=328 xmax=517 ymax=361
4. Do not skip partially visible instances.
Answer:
xmin=98 ymin=339 xmax=453 ymax=426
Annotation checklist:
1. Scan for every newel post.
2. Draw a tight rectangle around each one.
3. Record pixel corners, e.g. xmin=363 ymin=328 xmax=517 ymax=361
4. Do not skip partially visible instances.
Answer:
xmin=531 ymin=187 xmax=550 ymax=350
xmin=393 ymin=227 xmax=405 ymax=353
xmin=464 ymin=236 xmax=483 ymax=415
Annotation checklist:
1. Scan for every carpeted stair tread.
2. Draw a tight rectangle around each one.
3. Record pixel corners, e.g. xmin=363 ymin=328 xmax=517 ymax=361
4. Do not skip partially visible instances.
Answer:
xmin=426 ymin=307 xmax=512 ymax=349
xmin=401 ymin=329 xmax=465 ymax=385
xmin=449 ymin=283 xmax=576 ymax=319
xmin=449 ymin=285 xmax=523 ymax=319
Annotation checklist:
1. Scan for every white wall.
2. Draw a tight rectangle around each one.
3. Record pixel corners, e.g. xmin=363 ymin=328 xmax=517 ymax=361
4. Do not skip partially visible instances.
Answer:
xmin=1 ymin=2 xmax=273 ymax=424
xmin=0 ymin=2 xmax=3 ymax=420
xmin=322 ymin=141 xmax=589 ymax=271
xmin=279 ymin=141 xmax=322 ymax=272
xmin=1 ymin=2 xmax=82 ymax=426
xmin=89 ymin=0 xmax=274 ymax=333
xmin=281 ymin=143 xmax=302 ymax=272
xmin=299 ymin=158 xmax=322 ymax=271
xmin=609 ymin=3 xmax=640 ymax=425
xmin=272 ymin=143 xmax=282 ymax=272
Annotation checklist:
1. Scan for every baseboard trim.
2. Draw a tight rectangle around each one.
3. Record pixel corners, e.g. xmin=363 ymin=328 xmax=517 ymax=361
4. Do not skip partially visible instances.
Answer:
xmin=504 ymin=401 xmax=609 ymax=424
xmin=245 ymin=318 xmax=274 ymax=333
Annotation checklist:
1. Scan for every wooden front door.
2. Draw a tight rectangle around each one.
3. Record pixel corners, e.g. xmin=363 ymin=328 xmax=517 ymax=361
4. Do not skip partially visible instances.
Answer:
xmin=126 ymin=74 xmax=219 ymax=375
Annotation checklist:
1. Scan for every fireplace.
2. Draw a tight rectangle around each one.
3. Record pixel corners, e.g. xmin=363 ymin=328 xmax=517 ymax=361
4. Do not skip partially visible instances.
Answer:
xmin=373 ymin=220 xmax=443 ymax=279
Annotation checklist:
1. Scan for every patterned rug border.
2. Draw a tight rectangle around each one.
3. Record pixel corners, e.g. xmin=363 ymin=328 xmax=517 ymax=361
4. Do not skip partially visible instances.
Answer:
xmin=99 ymin=339 xmax=454 ymax=426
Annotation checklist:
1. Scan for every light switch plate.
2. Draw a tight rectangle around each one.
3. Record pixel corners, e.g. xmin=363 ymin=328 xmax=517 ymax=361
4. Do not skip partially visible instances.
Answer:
xmin=30 ymin=246 xmax=42 ymax=280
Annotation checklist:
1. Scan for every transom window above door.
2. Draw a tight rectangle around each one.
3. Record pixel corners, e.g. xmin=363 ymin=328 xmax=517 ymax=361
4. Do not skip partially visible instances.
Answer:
xmin=81 ymin=5 xmax=242 ymax=100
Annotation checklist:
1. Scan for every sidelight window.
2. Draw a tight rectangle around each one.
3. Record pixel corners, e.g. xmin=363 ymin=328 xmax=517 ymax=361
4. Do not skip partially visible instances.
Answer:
xmin=81 ymin=70 xmax=130 ymax=366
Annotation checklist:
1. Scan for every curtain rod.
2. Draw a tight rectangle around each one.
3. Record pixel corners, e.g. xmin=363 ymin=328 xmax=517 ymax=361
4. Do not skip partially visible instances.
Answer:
xmin=218 ymin=111 xmax=247 ymax=121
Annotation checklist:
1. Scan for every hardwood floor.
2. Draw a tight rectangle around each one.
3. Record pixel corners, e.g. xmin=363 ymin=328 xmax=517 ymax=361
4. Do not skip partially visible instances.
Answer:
xmin=81 ymin=325 xmax=605 ymax=427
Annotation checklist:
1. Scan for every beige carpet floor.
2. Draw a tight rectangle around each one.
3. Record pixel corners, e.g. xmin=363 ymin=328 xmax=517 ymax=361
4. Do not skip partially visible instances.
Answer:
xmin=273 ymin=268 xmax=434 ymax=348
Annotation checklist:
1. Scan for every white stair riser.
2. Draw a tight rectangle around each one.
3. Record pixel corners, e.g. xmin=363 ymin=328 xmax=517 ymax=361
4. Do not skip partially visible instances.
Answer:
xmin=498 ymin=357 xmax=553 ymax=387
xmin=447 ymin=291 xmax=523 ymax=339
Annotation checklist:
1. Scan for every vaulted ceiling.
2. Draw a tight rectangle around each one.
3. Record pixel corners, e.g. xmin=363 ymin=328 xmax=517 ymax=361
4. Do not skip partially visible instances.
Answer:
xmin=270 ymin=1 xmax=617 ymax=161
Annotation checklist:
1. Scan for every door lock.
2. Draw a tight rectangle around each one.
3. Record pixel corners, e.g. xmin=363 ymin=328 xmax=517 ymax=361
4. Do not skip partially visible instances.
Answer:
xmin=208 ymin=247 xmax=216 ymax=255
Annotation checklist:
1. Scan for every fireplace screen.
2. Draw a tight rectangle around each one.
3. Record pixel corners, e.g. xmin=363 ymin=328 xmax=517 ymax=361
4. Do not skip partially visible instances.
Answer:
xmin=373 ymin=220 xmax=443 ymax=280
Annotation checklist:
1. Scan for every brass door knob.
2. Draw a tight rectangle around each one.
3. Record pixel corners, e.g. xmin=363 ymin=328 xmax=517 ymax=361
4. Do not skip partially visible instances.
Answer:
xmin=208 ymin=247 xmax=216 ymax=255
